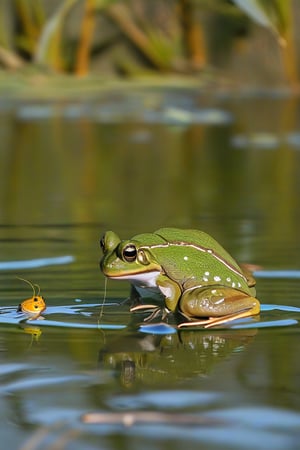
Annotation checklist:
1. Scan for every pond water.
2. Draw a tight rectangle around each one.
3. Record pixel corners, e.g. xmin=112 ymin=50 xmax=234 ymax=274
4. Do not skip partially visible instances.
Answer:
xmin=0 ymin=87 xmax=300 ymax=449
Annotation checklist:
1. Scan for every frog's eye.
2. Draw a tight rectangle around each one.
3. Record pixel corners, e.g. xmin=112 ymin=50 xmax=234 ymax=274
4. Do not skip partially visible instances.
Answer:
xmin=122 ymin=244 xmax=137 ymax=262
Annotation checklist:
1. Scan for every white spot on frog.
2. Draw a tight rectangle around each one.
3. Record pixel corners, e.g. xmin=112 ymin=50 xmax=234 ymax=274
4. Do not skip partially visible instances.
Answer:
xmin=214 ymin=275 xmax=221 ymax=282
xmin=183 ymin=256 xmax=189 ymax=261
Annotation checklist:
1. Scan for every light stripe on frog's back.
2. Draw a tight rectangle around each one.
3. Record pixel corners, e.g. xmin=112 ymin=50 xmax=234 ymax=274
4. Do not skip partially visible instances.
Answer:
xmin=141 ymin=241 xmax=247 ymax=282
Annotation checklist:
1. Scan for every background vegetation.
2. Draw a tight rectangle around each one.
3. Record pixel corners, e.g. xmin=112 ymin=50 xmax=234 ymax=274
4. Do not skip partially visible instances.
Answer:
xmin=0 ymin=0 xmax=298 ymax=86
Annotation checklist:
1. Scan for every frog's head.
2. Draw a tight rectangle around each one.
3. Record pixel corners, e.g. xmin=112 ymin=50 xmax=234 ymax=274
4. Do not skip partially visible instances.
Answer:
xmin=100 ymin=231 xmax=162 ymax=287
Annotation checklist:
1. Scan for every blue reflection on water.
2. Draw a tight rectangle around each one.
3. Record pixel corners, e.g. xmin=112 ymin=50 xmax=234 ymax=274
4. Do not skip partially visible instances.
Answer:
xmin=261 ymin=304 xmax=300 ymax=312
xmin=26 ymin=319 xmax=126 ymax=330
xmin=0 ymin=255 xmax=75 ymax=270
xmin=139 ymin=323 xmax=177 ymax=335
xmin=231 ymin=318 xmax=298 ymax=329
xmin=255 ymin=270 xmax=300 ymax=279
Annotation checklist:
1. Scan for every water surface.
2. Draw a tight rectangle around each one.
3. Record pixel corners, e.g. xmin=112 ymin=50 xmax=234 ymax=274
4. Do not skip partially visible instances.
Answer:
xmin=0 ymin=89 xmax=300 ymax=449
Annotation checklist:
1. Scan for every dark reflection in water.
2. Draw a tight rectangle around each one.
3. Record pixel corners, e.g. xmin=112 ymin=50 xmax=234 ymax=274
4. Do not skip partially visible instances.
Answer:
xmin=0 ymin=91 xmax=300 ymax=449
xmin=98 ymin=327 xmax=257 ymax=388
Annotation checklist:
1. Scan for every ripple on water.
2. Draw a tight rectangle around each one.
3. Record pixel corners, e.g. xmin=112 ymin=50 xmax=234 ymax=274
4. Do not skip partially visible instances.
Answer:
xmin=0 ymin=302 xmax=299 ymax=332
xmin=106 ymin=390 xmax=222 ymax=410
xmin=29 ymin=404 xmax=299 ymax=450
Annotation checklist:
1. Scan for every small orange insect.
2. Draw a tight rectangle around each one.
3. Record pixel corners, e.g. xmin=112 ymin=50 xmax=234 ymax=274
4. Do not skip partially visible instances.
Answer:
xmin=17 ymin=277 xmax=46 ymax=320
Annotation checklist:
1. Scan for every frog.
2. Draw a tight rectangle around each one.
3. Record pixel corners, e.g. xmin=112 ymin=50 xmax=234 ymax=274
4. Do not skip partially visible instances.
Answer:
xmin=99 ymin=228 xmax=260 ymax=328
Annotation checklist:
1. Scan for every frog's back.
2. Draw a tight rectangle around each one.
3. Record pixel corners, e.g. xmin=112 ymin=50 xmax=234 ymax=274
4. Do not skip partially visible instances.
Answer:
xmin=156 ymin=227 xmax=232 ymax=255
xmin=154 ymin=227 xmax=243 ymax=273
xmin=150 ymin=228 xmax=252 ymax=293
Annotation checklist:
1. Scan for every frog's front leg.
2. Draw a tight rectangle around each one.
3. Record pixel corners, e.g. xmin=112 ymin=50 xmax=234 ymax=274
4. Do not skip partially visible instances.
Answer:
xmin=129 ymin=285 xmax=160 ymax=316
xmin=178 ymin=287 xmax=260 ymax=329
xmin=130 ymin=274 xmax=181 ymax=321
xmin=130 ymin=303 xmax=168 ymax=321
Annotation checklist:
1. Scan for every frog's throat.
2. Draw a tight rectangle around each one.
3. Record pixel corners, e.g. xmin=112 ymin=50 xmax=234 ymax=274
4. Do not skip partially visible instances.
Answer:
xmin=107 ymin=270 xmax=161 ymax=288
xmin=141 ymin=242 xmax=246 ymax=282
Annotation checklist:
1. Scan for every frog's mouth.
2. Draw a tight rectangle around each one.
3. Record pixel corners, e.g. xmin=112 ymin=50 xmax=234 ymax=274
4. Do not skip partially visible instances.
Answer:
xmin=106 ymin=270 xmax=161 ymax=289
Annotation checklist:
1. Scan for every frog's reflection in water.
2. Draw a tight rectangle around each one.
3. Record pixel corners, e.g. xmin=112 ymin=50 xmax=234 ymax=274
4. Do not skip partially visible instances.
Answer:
xmin=98 ymin=327 xmax=257 ymax=388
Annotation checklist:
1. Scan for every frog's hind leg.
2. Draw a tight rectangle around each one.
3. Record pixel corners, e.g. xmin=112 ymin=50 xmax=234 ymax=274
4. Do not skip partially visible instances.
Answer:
xmin=178 ymin=287 xmax=260 ymax=329
xmin=178 ymin=304 xmax=260 ymax=329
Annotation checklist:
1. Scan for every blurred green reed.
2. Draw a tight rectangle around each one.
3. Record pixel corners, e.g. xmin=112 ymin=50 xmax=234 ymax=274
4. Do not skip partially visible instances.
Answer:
xmin=0 ymin=0 xmax=297 ymax=84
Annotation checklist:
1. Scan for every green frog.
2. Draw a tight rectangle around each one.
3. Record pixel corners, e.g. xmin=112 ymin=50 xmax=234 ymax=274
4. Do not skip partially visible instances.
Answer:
xmin=100 ymin=228 xmax=260 ymax=328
